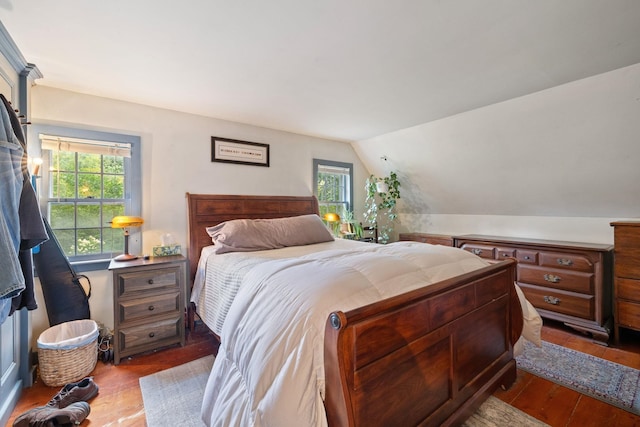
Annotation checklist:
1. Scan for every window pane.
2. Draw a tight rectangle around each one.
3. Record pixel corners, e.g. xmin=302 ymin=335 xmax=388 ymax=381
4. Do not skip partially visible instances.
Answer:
xmin=103 ymin=203 xmax=125 ymax=227
xmin=54 ymin=229 xmax=76 ymax=256
xmin=77 ymin=228 xmax=102 ymax=255
xmin=103 ymin=155 xmax=124 ymax=174
xmin=78 ymin=152 xmax=101 ymax=173
xmin=103 ymin=227 xmax=123 ymax=253
xmin=51 ymin=171 xmax=77 ymax=198
xmin=49 ymin=203 xmax=75 ymax=228
xmin=104 ymin=175 xmax=124 ymax=199
xmin=52 ymin=151 xmax=75 ymax=172
xmin=78 ymin=173 xmax=101 ymax=199
xmin=77 ymin=203 xmax=101 ymax=228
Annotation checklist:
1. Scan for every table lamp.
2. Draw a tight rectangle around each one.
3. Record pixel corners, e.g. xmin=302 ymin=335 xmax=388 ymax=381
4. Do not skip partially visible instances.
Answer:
xmin=111 ymin=215 xmax=144 ymax=261
xmin=323 ymin=212 xmax=340 ymax=236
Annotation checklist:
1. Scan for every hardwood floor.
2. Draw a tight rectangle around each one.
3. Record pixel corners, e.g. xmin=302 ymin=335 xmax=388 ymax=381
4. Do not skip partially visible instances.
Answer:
xmin=7 ymin=324 xmax=219 ymax=427
xmin=7 ymin=321 xmax=640 ymax=426
xmin=494 ymin=321 xmax=640 ymax=427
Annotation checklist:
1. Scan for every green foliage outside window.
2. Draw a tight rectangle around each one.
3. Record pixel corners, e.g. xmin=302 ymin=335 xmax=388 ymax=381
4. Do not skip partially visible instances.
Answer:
xmin=48 ymin=150 xmax=127 ymax=258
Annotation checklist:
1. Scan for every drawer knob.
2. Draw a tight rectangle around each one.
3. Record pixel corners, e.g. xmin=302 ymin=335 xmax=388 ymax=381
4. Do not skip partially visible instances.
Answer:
xmin=543 ymin=295 xmax=561 ymax=305
xmin=148 ymin=305 xmax=155 ymax=311
xmin=557 ymin=258 xmax=573 ymax=266
xmin=544 ymin=274 xmax=561 ymax=283
xmin=524 ymin=256 xmax=531 ymax=260
xmin=471 ymin=248 xmax=482 ymax=255
xmin=148 ymin=279 xmax=154 ymax=284
xmin=148 ymin=332 xmax=155 ymax=338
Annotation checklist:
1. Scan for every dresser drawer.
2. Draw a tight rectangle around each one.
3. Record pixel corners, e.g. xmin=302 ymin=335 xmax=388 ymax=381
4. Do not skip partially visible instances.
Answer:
xmin=117 ymin=316 xmax=182 ymax=352
xmin=459 ymin=244 xmax=496 ymax=260
xmin=519 ymin=284 xmax=594 ymax=320
xmin=116 ymin=267 xmax=181 ymax=298
xmin=539 ymin=252 xmax=593 ymax=272
xmin=616 ymin=278 xmax=640 ymax=301
xmin=516 ymin=250 xmax=538 ymax=265
xmin=518 ymin=265 xmax=594 ymax=294
xmin=495 ymin=247 xmax=515 ymax=260
xmin=617 ymin=300 xmax=640 ymax=329
xmin=118 ymin=291 xmax=181 ymax=323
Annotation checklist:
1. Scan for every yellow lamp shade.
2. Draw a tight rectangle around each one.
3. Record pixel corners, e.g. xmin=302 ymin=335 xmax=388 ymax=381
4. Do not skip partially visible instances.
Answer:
xmin=111 ymin=216 xmax=144 ymax=228
xmin=323 ymin=212 xmax=340 ymax=223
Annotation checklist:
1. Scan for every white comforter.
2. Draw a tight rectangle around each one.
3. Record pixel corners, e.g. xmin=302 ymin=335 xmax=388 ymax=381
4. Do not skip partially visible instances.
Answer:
xmin=201 ymin=240 xmax=538 ymax=427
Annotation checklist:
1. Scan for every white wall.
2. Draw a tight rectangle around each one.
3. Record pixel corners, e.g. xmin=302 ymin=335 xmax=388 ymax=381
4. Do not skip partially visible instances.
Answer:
xmin=28 ymin=86 xmax=369 ymax=340
xmin=352 ymin=63 xmax=640 ymax=244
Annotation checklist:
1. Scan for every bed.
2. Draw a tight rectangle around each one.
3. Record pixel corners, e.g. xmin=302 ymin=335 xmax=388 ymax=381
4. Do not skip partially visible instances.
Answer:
xmin=186 ymin=193 xmax=541 ymax=427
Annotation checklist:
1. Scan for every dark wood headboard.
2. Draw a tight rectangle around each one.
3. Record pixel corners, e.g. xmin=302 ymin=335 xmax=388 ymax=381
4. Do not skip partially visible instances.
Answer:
xmin=185 ymin=193 xmax=320 ymax=284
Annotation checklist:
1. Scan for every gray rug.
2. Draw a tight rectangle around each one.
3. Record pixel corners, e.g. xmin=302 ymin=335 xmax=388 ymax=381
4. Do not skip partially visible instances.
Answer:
xmin=140 ymin=355 xmax=548 ymax=426
xmin=517 ymin=340 xmax=640 ymax=415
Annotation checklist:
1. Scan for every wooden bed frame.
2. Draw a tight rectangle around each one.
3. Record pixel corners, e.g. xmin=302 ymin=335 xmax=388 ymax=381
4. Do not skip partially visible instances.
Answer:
xmin=186 ymin=193 xmax=523 ymax=427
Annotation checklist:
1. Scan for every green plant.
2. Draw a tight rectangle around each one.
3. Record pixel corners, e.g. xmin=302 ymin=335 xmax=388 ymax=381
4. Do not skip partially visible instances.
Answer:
xmin=363 ymin=171 xmax=401 ymax=244
xmin=341 ymin=209 xmax=363 ymax=239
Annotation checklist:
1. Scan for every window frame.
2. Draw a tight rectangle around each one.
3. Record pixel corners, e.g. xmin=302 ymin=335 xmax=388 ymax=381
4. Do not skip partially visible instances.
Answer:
xmin=32 ymin=124 xmax=142 ymax=272
xmin=313 ymin=158 xmax=353 ymax=217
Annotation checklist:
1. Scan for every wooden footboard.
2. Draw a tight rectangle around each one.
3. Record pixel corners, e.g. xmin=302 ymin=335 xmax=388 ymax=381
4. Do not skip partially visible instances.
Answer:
xmin=324 ymin=259 xmax=521 ymax=427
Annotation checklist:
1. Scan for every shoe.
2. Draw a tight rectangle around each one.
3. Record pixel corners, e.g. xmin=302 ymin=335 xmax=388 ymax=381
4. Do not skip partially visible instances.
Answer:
xmin=13 ymin=401 xmax=90 ymax=426
xmin=47 ymin=377 xmax=99 ymax=408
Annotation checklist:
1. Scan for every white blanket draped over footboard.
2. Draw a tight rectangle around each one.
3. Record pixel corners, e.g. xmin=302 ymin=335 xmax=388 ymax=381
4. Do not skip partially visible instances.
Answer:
xmin=199 ymin=240 xmax=540 ymax=427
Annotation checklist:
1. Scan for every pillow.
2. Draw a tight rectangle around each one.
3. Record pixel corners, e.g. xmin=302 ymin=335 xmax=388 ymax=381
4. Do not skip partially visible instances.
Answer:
xmin=206 ymin=214 xmax=334 ymax=254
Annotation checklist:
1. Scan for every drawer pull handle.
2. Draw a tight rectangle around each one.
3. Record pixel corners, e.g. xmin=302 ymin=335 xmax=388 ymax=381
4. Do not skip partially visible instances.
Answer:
xmin=557 ymin=258 xmax=573 ymax=266
xmin=471 ymin=249 xmax=482 ymax=255
xmin=148 ymin=332 xmax=155 ymax=338
xmin=501 ymin=253 xmax=509 ymax=257
xmin=544 ymin=274 xmax=561 ymax=283
xmin=148 ymin=279 xmax=154 ymax=284
xmin=543 ymin=295 xmax=561 ymax=305
xmin=524 ymin=256 xmax=531 ymax=260
xmin=148 ymin=305 xmax=155 ymax=311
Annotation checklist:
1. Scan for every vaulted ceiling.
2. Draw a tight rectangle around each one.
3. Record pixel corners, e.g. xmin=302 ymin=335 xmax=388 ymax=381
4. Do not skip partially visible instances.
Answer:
xmin=1 ymin=0 xmax=640 ymax=142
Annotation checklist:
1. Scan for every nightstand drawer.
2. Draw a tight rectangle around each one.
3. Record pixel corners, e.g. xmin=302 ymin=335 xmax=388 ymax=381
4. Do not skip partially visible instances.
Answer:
xmin=117 ymin=316 xmax=182 ymax=352
xmin=518 ymin=265 xmax=593 ymax=294
xmin=118 ymin=291 xmax=181 ymax=323
xmin=116 ymin=267 xmax=181 ymax=298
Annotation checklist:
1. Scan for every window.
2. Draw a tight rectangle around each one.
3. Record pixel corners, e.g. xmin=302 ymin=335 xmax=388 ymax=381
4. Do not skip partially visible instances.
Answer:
xmin=35 ymin=126 xmax=141 ymax=271
xmin=313 ymin=159 xmax=353 ymax=218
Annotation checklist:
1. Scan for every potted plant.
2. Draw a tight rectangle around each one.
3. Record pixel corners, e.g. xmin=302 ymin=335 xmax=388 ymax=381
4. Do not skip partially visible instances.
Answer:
xmin=363 ymin=171 xmax=401 ymax=244
xmin=340 ymin=209 xmax=363 ymax=240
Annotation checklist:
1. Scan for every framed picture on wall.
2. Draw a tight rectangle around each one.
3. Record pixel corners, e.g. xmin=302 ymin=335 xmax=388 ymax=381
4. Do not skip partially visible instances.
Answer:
xmin=211 ymin=136 xmax=270 ymax=167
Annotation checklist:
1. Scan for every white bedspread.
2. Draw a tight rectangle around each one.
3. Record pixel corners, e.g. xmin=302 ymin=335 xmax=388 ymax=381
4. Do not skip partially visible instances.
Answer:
xmin=192 ymin=240 xmax=360 ymax=335
xmin=200 ymin=240 xmax=540 ymax=427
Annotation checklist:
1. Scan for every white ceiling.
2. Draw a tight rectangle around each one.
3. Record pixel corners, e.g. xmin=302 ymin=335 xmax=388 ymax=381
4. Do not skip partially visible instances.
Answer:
xmin=1 ymin=0 xmax=640 ymax=142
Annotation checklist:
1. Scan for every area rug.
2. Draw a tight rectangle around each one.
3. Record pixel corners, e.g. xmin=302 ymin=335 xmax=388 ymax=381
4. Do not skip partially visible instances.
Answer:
xmin=140 ymin=355 xmax=548 ymax=426
xmin=516 ymin=340 xmax=640 ymax=415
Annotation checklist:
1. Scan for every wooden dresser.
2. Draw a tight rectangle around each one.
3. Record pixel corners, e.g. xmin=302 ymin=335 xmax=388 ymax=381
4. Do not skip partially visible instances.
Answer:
xmin=109 ymin=255 xmax=187 ymax=364
xmin=610 ymin=221 xmax=640 ymax=343
xmin=453 ymin=235 xmax=614 ymax=344
xmin=399 ymin=232 xmax=454 ymax=246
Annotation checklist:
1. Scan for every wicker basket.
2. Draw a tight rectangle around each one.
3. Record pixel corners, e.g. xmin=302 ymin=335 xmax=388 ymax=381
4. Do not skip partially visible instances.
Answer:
xmin=37 ymin=320 xmax=98 ymax=387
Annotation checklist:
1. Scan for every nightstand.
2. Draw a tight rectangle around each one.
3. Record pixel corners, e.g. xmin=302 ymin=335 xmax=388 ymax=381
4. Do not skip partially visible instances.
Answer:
xmin=108 ymin=255 xmax=187 ymax=364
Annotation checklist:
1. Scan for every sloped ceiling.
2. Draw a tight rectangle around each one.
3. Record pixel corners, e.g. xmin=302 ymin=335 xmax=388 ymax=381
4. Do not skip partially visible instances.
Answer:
xmin=1 ymin=0 xmax=640 ymax=142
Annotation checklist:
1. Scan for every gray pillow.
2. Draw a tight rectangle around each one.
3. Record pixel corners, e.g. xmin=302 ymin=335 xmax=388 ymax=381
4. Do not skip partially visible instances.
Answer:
xmin=206 ymin=214 xmax=334 ymax=254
